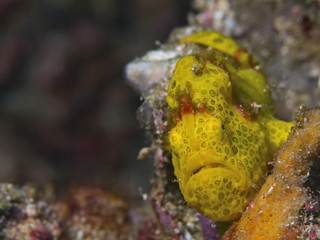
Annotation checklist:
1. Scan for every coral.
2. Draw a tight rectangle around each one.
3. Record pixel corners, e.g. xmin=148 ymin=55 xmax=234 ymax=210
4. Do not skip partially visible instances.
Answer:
xmin=0 ymin=183 xmax=61 ymax=240
xmin=56 ymin=186 xmax=131 ymax=240
xmin=222 ymin=107 xmax=320 ymax=239
xmin=0 ymin=183 xmax=136 ymax=240
xmin=166 ymin=31 xmax=293 ymax=222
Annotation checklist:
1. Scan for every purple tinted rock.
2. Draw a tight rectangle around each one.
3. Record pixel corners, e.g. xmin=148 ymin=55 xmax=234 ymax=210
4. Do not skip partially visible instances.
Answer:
xmin=198 ymin=214 xmax=219 ymax=240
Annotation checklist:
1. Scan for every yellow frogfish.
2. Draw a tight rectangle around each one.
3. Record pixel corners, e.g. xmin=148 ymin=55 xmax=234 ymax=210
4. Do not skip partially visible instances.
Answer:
xmin=166 ymin=31 xmax=293 ymax=222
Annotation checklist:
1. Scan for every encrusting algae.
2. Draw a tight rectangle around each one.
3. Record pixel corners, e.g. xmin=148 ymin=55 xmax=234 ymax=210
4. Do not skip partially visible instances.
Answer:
xmin=166 ymin=31 xmax=293 ymax=222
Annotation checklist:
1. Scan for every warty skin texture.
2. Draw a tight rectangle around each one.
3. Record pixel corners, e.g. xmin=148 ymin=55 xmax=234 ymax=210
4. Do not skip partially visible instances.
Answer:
xmin=166 ymin=31 xmax=293 ymax=222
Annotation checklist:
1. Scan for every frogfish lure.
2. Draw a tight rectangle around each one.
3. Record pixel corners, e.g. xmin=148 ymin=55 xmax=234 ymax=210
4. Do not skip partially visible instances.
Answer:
xmin=166 ymin=31 xmax=293 ymax=222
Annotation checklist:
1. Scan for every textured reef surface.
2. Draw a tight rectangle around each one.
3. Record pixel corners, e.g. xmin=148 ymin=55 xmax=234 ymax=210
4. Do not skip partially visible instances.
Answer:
xmin=0 ymin=184 xmax=133 ymax=239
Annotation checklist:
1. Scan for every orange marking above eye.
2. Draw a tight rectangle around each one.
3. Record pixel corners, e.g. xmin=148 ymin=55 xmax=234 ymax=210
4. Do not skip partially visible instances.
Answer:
xmin=180 ymin=97 xmax=194 ymax=114
xmin=234 ymin=50 xmax=244 ymax=59
xmin=233 ymin=104 xmax=254 ymax=121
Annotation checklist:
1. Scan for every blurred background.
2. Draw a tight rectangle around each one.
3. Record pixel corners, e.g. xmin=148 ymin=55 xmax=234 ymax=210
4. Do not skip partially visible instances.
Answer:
xmin=0 ymin=0 xmax=190 ymax=198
